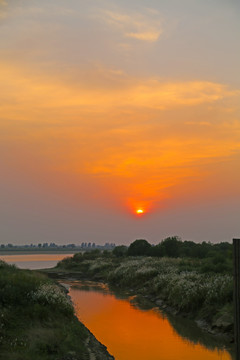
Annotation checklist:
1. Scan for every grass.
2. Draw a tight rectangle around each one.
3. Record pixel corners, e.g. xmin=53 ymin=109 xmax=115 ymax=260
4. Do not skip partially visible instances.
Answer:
xmin=55 ymin=252 xmax=234 ymax=334
xmin=0 ymin=260 xmax=89 ymax=360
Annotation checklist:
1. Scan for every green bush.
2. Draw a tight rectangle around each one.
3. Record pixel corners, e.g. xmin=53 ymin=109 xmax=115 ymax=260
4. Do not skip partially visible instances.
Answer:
xmin=127 ymin=239 xmax=152 ymax=256
xmin=0 ymin=263 xmax=46 ymax=306
xmin=0 ymin=261 xmax=89 ymax=360
xmin=113 ymin=245 xmax=128 ymax=257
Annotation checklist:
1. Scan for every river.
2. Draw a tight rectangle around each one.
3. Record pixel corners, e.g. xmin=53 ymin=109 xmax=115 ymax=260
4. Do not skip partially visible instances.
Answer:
xmin=0 ymin=253 xmax=234 ymax=360
xmin=0 ymin=253 xmax=73 ymax=269
xmin=69 ymin=281 xmax=233 ymax=360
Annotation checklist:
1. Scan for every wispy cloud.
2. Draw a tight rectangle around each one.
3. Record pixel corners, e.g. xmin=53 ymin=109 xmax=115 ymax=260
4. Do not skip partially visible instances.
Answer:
xmin=0 ymin=0 xmax=7 ymax=18
xmin=126 ymin=31 xmax=160 ymax=42
xmin=185 ymin=121 xmax=212 ymax=126
xmin=96 ymin=8 xmax=162 ymax=43
xmin=0 ymin=62 xmax=238 ymax=121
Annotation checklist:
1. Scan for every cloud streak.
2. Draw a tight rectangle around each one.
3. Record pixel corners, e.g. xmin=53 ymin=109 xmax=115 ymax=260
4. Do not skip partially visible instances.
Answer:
xmin=0 ymin=0 xmax=7 ymax=18
xmin=96 ymin=8 xmax=162 ymax=42
xmin=0 ymin=62 xmax=238 ymax=122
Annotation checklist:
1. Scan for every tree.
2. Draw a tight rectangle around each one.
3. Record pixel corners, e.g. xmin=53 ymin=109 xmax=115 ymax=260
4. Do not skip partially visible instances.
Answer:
xmin=127 ymin=239 xmax=152 ymax=256
xmin=160 ymin=236 xmax=182 ymax=258
xmin=149 ymin=244 xmax=164 ymax=257
xmin=113 ymin=245 xmax=128 ymax=257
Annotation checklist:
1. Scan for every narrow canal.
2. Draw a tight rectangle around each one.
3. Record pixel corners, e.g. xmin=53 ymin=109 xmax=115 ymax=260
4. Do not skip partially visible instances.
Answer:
xmin=68 ymin=281 xmax=233 ymax=360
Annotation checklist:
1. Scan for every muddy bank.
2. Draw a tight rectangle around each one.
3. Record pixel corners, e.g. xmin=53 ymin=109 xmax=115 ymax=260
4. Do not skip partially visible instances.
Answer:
xmin=57 ymin=281 xmax=115 ymax=360
xmin=84 ymin=327 xmax=115 ymax=360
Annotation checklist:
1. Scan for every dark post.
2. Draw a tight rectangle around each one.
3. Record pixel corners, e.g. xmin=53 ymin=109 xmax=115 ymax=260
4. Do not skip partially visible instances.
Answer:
xmin=233 ymin=238 xmax=240 ymax=360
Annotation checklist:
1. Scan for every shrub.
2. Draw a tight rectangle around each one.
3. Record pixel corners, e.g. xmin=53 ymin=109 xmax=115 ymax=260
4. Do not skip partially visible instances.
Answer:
xmin=30 ymin=283 xmax=73 ymax=315
xmin=0 ymin=264 xmax=46 ymax=306
xmin=0 ymin=261 xmax=89 ymax=360
xmin=127 ymin=239 xmax=152 ymax=256
xmin=113 ymin=246 xmax=128 ymax=257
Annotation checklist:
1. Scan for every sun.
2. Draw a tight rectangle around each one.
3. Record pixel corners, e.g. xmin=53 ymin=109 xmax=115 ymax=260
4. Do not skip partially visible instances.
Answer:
xmin=136 ymin=209 xmax=144 ymax=215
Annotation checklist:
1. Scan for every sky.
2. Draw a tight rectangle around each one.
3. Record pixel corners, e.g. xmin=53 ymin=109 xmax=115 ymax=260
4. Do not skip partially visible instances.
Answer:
xmin=0 ymin=0 xmax=240 ymax=245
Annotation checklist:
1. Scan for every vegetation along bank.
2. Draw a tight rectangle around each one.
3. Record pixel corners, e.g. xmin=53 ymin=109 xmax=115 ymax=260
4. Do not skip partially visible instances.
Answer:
xmin=0 ymin=260 xmax=114 ymax=360
xmin=51 ymin=237 xmax=234 ymax=340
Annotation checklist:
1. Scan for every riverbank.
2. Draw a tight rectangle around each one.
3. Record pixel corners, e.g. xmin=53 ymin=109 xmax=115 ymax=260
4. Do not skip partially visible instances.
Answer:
xmin=45 ymin=252 xmax=234 ymax=343
xmin=0 ymin=260 xmax=114 ymax=360
xmin=0 ymin=250 xmax=77 ymax=255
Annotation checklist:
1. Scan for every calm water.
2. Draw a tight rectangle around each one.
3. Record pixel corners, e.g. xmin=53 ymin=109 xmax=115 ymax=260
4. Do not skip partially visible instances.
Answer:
xmin=0 ymin=253 xmax=73 ymax=269
xmin=69 ymin=281 xmax=233 ymax=360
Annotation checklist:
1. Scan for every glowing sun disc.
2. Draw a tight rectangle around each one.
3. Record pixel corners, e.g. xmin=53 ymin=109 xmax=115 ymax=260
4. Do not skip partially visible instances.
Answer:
xmin=136 ymin=209 xmax=144 ymax=214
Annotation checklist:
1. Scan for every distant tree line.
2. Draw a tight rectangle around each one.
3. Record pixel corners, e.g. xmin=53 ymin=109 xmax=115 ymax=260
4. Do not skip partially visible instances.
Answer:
xmin=113 ymin=237 xmax=233 ymax=273
xmin=0 ymin=242 xmax=115 ymax=250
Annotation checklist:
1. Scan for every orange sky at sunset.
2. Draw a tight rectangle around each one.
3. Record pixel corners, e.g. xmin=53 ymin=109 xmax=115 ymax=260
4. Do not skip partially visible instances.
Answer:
xmin=0 ymin=0 xmax=240 ymax=244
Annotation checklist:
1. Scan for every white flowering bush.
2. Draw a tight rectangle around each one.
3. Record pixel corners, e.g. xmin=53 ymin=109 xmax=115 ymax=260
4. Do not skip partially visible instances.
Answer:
xmin=136 ymin=266 xmax=158 ymax=277
xmin=30 ymin=284 xmax=73 ymax=313
xmin=165 ymin=272 xmax=207 ymax=310
xmin=107 ymin=257 xmax=179 ymax=288
xmin=89 ymin=260 xmax=112 ymax=273
xmin=81 ymin=260 xmax=94 ymax=266
xmin=152 ymin=270 xmax=233 ymax=312
xmin=121 ymin=257 xmax=233 ymax=313
xmin=108 ymin=259 xmax=141 ymax=285
xmin=203 ymin=274 xmax=232 ymax=305
xmin=56 ymin=252 xmax=233 ymax=318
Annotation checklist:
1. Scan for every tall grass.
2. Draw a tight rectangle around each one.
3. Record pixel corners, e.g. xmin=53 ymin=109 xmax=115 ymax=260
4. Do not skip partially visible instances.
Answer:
xmin=56 ymin=254 xmax=234 ymax=332
xmin=0 ymin=260 xmax=89 ymax=360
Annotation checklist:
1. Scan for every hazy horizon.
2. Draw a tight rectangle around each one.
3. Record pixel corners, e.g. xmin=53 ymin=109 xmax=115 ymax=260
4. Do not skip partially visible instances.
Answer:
xmin=1 ymin=0 xmax=240 ymax=245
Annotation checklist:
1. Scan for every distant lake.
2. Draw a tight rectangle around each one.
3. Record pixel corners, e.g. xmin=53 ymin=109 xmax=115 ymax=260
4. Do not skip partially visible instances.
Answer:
xmin=0 ymin=253 xmax=73 ymax=269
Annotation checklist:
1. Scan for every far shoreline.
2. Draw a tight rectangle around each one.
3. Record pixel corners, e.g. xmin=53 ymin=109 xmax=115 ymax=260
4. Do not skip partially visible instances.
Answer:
xmin=0 ymin=250 xmax=79 ymax=255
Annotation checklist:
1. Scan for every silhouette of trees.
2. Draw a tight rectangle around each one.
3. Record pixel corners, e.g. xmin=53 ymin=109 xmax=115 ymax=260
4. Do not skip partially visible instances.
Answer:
xmin=124 ymin=237 xmax=232 ymax=273
xmin=127 ymin=239 xmax=152 ymax=256
xmin=113 ymin=245 xmax=128 ymax=257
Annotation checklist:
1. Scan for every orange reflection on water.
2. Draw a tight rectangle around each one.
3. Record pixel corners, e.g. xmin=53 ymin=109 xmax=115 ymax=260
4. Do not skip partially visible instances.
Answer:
xmin=70 ymin=285 xmax=232 ymax=360
xmin=0 ymin=253 xmax=74 ymax=269
xmin=0 ymin=254 xmax=73 ymax=262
